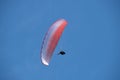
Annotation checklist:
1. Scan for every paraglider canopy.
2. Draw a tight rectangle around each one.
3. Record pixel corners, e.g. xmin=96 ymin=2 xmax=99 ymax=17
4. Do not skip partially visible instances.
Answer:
xmin=40 ymin=19 xmax=68 ymax=66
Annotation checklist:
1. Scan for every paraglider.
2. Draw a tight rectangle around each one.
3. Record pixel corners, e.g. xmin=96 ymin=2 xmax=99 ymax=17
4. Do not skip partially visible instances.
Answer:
xmin=40 ymin=19 xmax=68 ymax=66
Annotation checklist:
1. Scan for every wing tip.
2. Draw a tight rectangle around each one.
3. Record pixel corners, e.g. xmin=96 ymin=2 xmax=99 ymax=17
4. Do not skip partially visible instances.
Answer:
xmin=41 ymin=58 xmax=49 ymax=66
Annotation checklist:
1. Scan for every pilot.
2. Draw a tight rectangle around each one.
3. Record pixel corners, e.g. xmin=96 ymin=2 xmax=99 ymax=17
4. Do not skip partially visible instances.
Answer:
xmin=58 ymin=51 xmax=66 ymax=55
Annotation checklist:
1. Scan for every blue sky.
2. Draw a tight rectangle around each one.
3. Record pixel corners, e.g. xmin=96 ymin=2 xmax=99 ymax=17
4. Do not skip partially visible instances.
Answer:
xmin=0 ymin=0 xmax=120 ymax=80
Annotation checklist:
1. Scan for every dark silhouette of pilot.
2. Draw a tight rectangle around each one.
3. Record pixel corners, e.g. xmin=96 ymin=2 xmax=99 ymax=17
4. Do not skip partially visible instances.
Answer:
xmin=58 ymin=51 xmax=66 ymax=55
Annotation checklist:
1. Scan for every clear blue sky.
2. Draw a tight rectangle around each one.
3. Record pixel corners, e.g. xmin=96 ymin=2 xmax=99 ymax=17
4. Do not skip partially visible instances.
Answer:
xmin=0 ymin=0 xmax=120 ymax=80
